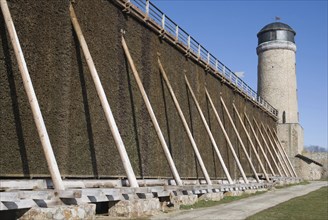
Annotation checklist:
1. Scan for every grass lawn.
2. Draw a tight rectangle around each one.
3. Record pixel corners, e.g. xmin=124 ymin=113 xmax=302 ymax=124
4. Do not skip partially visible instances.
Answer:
xmin=247 ymin=186 xmax=328 ymax=220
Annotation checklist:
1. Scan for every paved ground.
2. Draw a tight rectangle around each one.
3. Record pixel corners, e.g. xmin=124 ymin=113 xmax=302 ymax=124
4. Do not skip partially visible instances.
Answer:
xmin=151 ymin=181 xmax=328 ymax=220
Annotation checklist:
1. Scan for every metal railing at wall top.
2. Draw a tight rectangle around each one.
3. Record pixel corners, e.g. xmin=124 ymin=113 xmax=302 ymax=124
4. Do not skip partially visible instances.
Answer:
xmin=124 ymin=0 xmax=278 ymax=117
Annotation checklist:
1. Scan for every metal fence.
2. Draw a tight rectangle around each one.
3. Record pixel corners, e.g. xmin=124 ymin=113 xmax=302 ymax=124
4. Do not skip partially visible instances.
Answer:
xmin=125 ymin=0 xmax=278 ymax=117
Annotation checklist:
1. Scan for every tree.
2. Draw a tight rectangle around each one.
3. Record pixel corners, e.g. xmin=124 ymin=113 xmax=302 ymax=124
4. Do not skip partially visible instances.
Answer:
xmin=304 ymin=145 xmax=328 ymax=152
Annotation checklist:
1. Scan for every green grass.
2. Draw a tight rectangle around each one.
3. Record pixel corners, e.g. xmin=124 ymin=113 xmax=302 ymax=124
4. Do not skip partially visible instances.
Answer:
xmin=180 ymin=191 xmax=267 ymax=210
xmin=247 ymin=186 xmax=328 ymax=220
xmin=274 ymin=180 xmax=310 ymax=189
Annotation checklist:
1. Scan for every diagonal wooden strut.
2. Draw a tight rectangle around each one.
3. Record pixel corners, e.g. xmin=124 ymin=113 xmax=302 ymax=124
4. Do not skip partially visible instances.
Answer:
xmin=1 ymin=0 xmax=64 ymax=191
xmin=259 ymin=122 xmax=289 ymax=177
xmin=212 ymin=95 xmax=249 ymax=183
xmin=261 ymin=122 xmax=293 ymax=177
xmin=253 ymin=118 xmax=287 ymax=176
xmin=70 ymin=4 xmax=139 ymax=187
xmin=217 ymin=95 xmax=259 ymax=183
xmin=271 ymin=129 xmax=298 ymax=177
xmin=158 ymin=59 xmax=212 ymax=185
xmin=122 ymin=36 xmax=182 ymax=186
xmin=207 ymin=94 xmax=248 ymax=183
xmin=184 ymin=75 xmax=233 ymax=184
xmin=232 ymin=104 xmax=270 ymax=182
xmin=244 ymin=113 xmax=276 ymax=176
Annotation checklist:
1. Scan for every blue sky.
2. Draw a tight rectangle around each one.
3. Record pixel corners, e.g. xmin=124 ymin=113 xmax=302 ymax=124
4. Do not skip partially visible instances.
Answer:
xmin=150 ymin=0 xmax=328 ymax=149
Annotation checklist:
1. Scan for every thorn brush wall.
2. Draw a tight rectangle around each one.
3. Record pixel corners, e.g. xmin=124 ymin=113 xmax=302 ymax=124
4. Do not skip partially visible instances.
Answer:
xmin=0 ymin=0 xmax=276 ymax=179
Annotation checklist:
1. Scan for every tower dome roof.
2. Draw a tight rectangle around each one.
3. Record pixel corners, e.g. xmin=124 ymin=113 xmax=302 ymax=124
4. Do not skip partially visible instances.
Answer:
xmin=257 ymin=22 xmax=296 ymax=36
xmin=257 ymin=22 xmax=296 ymax=45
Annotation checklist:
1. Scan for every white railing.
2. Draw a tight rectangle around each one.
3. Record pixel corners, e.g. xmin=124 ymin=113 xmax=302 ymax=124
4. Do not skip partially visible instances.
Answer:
xmin=123 ymin=0 xmax=278 ymax=117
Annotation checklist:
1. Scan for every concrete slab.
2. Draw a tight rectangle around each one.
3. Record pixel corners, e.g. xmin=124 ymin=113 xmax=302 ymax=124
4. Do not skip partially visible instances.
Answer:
xmin=151 ymin=181 xmax=327 ymax=220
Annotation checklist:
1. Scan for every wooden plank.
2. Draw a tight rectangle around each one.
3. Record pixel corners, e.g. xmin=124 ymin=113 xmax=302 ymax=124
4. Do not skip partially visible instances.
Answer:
xmin=0 ymin=192 xmax=19 ymax=202
xmin=1 ymin=199 xmax=36 ymax=210
xmin=19 ymin=190 xmax=54 ymax=200
xmin=0 ymin=179 xmax=48 ymax=191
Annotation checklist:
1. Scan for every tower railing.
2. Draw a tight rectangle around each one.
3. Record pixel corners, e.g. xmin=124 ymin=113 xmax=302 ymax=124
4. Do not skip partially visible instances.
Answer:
xmin=122 ymin=0 xmax=278 ymax=117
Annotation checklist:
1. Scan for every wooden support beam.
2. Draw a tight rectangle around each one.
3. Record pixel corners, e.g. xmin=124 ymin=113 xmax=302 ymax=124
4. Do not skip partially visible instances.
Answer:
xmin=70 ymin=4 xmax=139 ymax=188
xmin=266 ymin=127 xmax=293 ymax=177
xmin=217 ymin=95 xmax=259 ymax=183
xmin=0 ymin=0 xmax=64 ymax=191
xmin=122 ymin=36 xmax=182 ymax=186
xmin=206 ymin=93 xmax=248 ymax=183
xmin=184 ymin=75 xmax=233 ymax=184
xmin=253 ymin=118 xmax=286 ymax=176
xmin=270 ymin=128 xmax=298 ymax=177
xmin=261 ymin=123 xmax=293 ymax=177
xmin=232 ymin=104 xmax=270 ymax=182
xmin=254 ymin=122 xmax=288 ymax=177
xmin=158 ymin=59 xmax=212 ymax=185
xmin=244 ymin=113 xmax=276 ymax=176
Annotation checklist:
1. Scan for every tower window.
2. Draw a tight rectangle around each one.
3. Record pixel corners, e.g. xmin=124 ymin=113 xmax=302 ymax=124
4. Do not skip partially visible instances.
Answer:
xmin=282 ymin=111 xmax=286 ymax=123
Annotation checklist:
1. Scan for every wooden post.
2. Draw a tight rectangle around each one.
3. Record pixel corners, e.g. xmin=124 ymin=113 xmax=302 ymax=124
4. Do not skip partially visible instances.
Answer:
xmin=0 ymin=0 xmax=65 ymax=191
xmin=217 ymin=95 xmax=259 ymax=183
xmin=158 ymin=59 xmax=212 ymax=185
xmin=253 ymin=118 xmax=286 ymax=176
xmin=207 ymin=92 xmax=249 ymax=183
xmin=262 ymin=123 xmax=293 ymax=177
xmin=244 ymin=113 xmax=276 ymax=176
xmin=232 ymin=104 xmax=270 ymax=182
xmin=185 ymin=76 xmax=233 ymax=184
xmin=271 ymin=129 xmax=298 ymax=177
xmin=122 ymin=36 xmax=182 ymax=186
xmin=70 ymin=4 xmax=139 ymax=188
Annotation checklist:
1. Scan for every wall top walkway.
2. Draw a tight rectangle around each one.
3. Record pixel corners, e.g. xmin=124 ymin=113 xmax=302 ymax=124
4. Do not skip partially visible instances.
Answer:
xmin=120 ymin=0 xmax=278 ymax=118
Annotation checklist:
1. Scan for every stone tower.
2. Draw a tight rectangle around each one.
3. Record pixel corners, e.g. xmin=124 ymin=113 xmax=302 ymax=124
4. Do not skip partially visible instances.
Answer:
xmin=257 ymin=22 xmax=304 ymax=162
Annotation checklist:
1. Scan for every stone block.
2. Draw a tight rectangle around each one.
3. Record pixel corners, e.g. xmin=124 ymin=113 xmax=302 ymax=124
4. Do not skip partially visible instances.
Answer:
xmin=107 ymin=198 xmax=160 ymax=218
xmin=224 ymin=191 xmax=244 ymax=197
xmin=170 ymin=194 xmax=198 ymax=209
xmin=198 ymin=192 xmax=224 ymax=201
xmin=243 ymin=190 xmax=257 ymax=195
xmin=18 ymin=204 xmax=96 ymax=220
xmin=257 ymin=188 xmax=268 ymax=192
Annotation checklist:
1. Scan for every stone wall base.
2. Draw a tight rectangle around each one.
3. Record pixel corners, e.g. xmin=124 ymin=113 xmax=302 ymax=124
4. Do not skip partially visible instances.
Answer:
xmin=169 ymin=194 xmax=198 ymax=210
xmin=198 ymin=192 xmax=224 ymax=201
xmin=295 ymin=152 xmax=328 ymax=180
xmin=243 ymin=189 xmax=257 ymax=195
xmin=107 ymin=198 xmax=161 ymax=218
xmin=224 ymin=191 xmax=244 ymax=197
xmin=17 ymin=204 xmax=96 ymax=220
